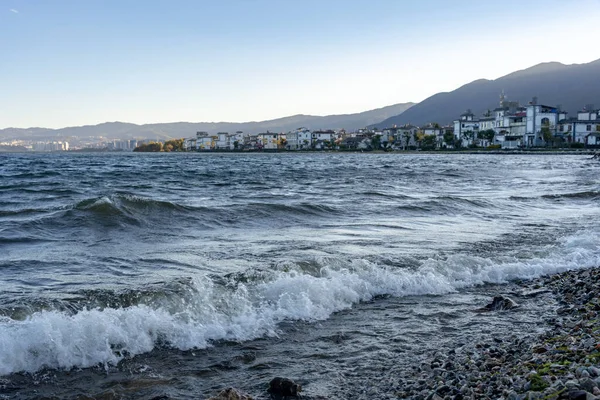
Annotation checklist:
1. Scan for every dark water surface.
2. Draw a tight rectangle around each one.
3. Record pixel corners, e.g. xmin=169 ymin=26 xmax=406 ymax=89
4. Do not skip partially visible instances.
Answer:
xmin=0 ymin=153 xmax=599 ymax=399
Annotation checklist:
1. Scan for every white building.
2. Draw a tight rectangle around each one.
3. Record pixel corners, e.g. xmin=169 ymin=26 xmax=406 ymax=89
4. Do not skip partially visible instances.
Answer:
xmin=215 ymin=132 xmax=229 ymax=150
xmin=184 ymin=138 xmax=196 ymax=151
xmin=312 ymin=130 xmax=336 ymax=145
xmin=257 ymin=132 xmax=281 ymax=150
xmin=286 ymin=127 xmax=312 ymax=150
xmin=196 ymin=131 xmax=215 ymax=150
xmin=453 ymin=110 xmax=479 ymax=147
xmin=525 ymin=99 xmax=560 ymax=147
xmin=228 ymin=131 xmax=246 ymax=150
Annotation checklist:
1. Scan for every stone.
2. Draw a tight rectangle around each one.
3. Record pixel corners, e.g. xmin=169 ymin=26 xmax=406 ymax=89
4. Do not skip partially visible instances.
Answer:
xmin=482 ymin=295 xmax=519 ymax=311
xmin=566 ymin=390 xmax=589 ymax=400
xmin=580 ymin=378 xmax=597 ymax=393
xmin=207 ymin=388 xmax=253 ymax=400
xmin=267 ymin=377 xmax=302 ymax=399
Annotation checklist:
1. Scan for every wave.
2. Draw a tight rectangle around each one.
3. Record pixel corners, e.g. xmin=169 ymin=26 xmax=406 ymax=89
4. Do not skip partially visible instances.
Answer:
xmin=541 ymin=191 xmax=600 ymax=200
xmin=0 ymin=228 xmax=598 ymax=376
xmin=61 ymin=195 xmax=338 ymax=228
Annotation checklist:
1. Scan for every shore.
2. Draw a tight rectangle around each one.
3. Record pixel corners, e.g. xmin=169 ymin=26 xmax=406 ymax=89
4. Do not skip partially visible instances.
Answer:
xmin=206 ymin=267 xmax=600 ymax=400
xmin=393 ymin=267 xmax=600 ymax=400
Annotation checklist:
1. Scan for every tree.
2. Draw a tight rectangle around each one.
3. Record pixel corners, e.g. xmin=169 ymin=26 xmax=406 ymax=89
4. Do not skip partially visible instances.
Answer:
xmin=370 ymin=135 xmax=381 ymax=150
xmin=164 ymin=138 xmax=184 ymax=151
xmin=541 ymin=126 xmax=553 ymax=147
xmin=443 ymin=131 xmax=455 ymax=147
xmin=477 ymin=129 xmax=496 ymax=142
xmin=278 ymin=137 xmax=288 ymax=150
xmin=134 ymin=141 xmax=163 ymax=152
xmin=421 ymin=134 xmax=437 ymax=150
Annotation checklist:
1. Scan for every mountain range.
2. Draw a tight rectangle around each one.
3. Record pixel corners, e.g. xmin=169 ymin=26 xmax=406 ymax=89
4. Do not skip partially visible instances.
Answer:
xmin=375 ymin=58 xmax=600 ymax=128
xmin=0 ymin=103 xmax=414 ymax=143
xmin=2 ymin=57 xmax=599 ymax=144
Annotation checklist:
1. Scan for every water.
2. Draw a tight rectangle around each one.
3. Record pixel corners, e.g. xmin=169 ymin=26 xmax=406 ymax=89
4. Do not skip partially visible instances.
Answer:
xmin=0 ymin=152 xmax=599 ymax=399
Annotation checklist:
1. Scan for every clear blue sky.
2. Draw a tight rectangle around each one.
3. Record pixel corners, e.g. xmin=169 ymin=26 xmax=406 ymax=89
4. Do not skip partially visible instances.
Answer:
xmin=2 ymin=0 xmax=599 ymax=128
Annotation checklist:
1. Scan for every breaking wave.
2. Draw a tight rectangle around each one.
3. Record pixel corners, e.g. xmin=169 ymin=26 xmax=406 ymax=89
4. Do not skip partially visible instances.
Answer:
xmin=1 ymin=228 xmax=598 ymax=376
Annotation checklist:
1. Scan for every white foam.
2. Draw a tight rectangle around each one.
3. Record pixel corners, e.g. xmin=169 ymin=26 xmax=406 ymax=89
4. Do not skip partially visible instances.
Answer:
xmin=1 ymin=229 xmax=599 ymax=376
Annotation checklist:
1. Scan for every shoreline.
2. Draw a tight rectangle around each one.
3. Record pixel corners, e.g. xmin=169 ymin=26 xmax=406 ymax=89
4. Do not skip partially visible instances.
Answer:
xmin=396 ymin=267 xmax=600 ymax=400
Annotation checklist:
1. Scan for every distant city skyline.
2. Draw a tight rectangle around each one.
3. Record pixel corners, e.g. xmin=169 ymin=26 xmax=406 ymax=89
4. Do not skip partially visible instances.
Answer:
xmin=2 ymin=0 xmax=600 ymax=129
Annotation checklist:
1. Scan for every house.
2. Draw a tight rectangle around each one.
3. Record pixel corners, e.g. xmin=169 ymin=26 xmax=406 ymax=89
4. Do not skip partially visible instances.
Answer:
xmin=555 ymin=105 xmax=599 ymax=145
xmin=311 ymin=130 xmax=336 ymax=148
xmin=419 ymin=123 xmax=445 ymax=148
xmin=525 ymin=98 xmax=560 ymax=147
xmin=341 ymin=136 xmax=370 ymax=150
xmin=572 ymin=106 xmax=599 ymax=144
xmin=286 ymin=127 xmax=312 ymax=150
xmin=215 ymin=132 xmax=230 ymax=150
xmin=228 ymin=131 xmax=246 ymax=150
xmin=453 ymin=110 xmax=479 ymax=147
xmin=257 ymin=132 xmax=281 ymax=150
xmin=196 ymin=131 xmax=215 ymax=150
xmin=184 ymin=138 xmax=196 ymax=151
xmin=586 ymin=132 xmax=600 ymax=147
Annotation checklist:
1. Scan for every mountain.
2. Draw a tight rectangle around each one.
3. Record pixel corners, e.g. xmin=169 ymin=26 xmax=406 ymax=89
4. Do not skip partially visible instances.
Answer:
xmin=375 ymin=58 xmax=600 ymax=128
xmin=0 ymin=103 xmax=414 ymax=143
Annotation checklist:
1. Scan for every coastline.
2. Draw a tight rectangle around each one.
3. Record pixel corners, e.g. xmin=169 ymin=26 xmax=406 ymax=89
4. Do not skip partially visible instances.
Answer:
xmin=394 ymin=267 xmax=600 ymax=400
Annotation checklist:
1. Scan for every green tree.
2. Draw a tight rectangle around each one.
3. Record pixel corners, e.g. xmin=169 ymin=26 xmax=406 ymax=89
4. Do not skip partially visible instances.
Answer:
xmin=443 ymin=131 xmax=455 ymax=147
xmin=477 ymin=129 xmax=495 ymax=142
xmin=541 ymin=126 xmax=553 ymax=147
xmin=371 ymin=135 xmax=381 ymax=150
xmin=421 ymin=134 xmax=437 ymax=150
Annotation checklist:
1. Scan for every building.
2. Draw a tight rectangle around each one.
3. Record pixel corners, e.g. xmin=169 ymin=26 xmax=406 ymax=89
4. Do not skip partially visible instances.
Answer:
xmin=525 ymin=98 xmax=561 ymax=147
xmin=453 ymin=110 xmax=479 ymax=147
xmin=196 ymin=131 xmax=215 ymax=150
xmin=286 ymin=128 xmax=312 ymax=150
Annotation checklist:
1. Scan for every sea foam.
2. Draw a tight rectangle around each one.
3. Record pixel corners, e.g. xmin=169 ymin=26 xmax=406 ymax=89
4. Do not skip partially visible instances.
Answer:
xmin=0 ymin=228 xmax=598 ymax=376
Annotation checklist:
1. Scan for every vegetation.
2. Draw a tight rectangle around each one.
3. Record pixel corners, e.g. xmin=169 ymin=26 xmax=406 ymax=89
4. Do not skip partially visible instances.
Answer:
xmin=477 ymin=129 xmax=496 ymax=142
xmin=541 ymin=127 xmax=553 ymax=147
xmin=370 ymin=135 xmax=381 ymax=150
xmin=134 ymin=138 xmax=185 ymax=152
xmin=443 ymin=131 xmax=455 ymax=147
xmin=421 ymin=134 xmax=437 ymax=150
xmin=134 ymin=141 xmax=163 ymax=152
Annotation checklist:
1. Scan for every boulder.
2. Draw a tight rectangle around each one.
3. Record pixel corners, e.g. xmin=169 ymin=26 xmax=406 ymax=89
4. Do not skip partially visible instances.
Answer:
xmin=481 ymin=295 xmax=519 ymax=311
xmin=267 ymin=377 xmax=302 ymax=399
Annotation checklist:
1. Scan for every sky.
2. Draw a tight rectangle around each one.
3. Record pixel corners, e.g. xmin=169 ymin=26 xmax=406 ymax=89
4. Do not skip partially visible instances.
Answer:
xmin=1 ymin=0 xmax=600 ymax=129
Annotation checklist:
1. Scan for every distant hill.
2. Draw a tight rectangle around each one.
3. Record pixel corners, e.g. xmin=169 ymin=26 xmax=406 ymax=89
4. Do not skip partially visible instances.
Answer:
xmin=374 ymin=58 xmax=600 ymax=128
xmin=0 ymin=103 xmax=414 ymax=143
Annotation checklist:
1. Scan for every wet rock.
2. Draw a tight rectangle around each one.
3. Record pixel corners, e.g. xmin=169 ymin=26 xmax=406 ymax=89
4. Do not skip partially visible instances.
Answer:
xmin=207 ymin=387 xmax=253 ymax=400
xmin=565 ymin=390 xmax=592 ymax=400
xmin=267 ymin=377 xmax=302 ymax=399
xmin=579 ymin=378 xmax=597 ymax=394
xmin=481 ymin=295 xmax=519 ymax=311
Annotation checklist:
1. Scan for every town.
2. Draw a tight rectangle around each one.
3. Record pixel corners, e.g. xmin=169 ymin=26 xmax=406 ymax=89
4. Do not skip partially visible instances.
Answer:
xmin=3 ymin=95 xmax=599 ymax=153
xmin=179 ymin=95 xmax=600 ymax=152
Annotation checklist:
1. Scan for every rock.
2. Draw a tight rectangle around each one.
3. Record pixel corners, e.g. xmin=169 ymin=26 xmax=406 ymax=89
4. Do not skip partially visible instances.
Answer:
xmin=207 ymin=387 xmax=253 ymax=400
xmin=565 ymin=390 xmax=593 ymax=400
xmin=267 ymin=377 xmax=302 ymax=399
xmin=580 ymin=378 xmax=597 ymax=393
xmin=481 ymin=295 xmax=519 ymax=311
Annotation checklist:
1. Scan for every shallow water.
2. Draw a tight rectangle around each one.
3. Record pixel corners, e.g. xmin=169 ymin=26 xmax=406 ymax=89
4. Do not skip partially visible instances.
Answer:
xmin=0 ymin=152 xmax=599 ymax=399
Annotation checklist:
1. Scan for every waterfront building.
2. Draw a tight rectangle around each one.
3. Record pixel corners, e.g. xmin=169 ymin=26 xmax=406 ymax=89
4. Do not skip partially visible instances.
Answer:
xmin=453 ymin=110 xmax=479 ymax=147
xmin=286 ymin=127 xmax=312 ymax=150
xmin=525 ymin=98 xmax=560 ymax=147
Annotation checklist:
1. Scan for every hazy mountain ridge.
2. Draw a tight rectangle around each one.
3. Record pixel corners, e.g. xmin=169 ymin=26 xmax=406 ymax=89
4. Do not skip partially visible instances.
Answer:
xmin=375 ymin=58 xmax=600 ymax=128
xmin=0 ymin=103 xmax=414 ymax=142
